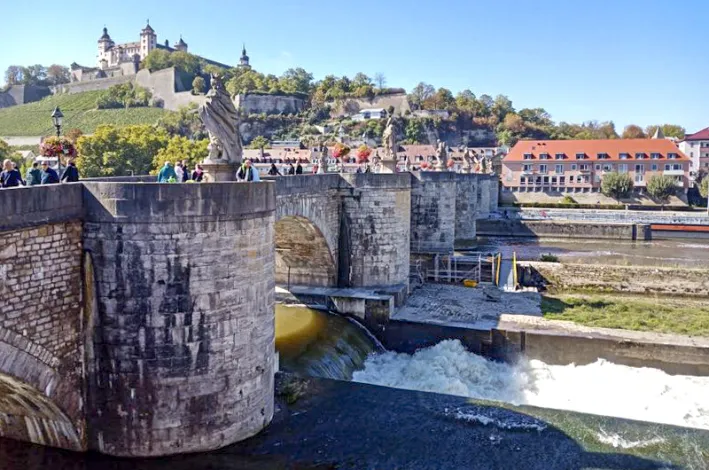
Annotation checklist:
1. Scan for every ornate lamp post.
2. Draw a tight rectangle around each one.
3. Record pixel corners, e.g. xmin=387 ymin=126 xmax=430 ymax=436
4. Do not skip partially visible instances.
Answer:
xmin=50 ymin=107 xmax=64 ymax=172
xmin=51 ymin=107 xmax=63 ymax=137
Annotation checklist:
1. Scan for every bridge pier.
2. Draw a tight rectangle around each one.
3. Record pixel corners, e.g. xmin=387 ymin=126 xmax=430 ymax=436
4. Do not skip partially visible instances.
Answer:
xmin=81 ymin=183 xmax=276 ymax=457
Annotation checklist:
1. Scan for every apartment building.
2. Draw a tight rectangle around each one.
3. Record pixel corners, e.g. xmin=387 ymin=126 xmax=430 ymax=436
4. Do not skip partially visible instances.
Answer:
xmin=678 ymin=127 xmax=709 ymax=176
xmin=502 ymin=139 xmax=690 ymax=193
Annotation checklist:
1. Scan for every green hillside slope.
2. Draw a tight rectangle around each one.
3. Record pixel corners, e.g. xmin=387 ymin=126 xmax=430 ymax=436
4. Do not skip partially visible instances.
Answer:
xmin=0 ymin=91 xmax=172 ymax=136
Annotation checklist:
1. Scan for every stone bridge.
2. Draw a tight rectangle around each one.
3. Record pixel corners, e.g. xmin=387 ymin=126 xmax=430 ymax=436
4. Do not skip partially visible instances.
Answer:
xmin=0 ymin=172 xmax=497 ymax=457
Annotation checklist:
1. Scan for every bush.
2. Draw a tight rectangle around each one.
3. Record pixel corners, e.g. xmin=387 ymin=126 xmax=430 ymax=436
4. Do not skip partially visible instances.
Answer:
xmin=96 ymin=83 xmax=152 ymax=109
xmin=540 ymin=253 xmax=559 ymax=262
xmin=601 ymin=172 xmax=634 ymax=199
xmin=560 ymin=195 xmax=576 ymax=204
xmin=192 ymin=76 xmax=205 ymax=94
xmin=699 ymin=178 xmax=708 ymax=198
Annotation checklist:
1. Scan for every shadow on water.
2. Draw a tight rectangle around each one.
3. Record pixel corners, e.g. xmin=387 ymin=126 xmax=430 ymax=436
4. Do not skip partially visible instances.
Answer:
xmin=0 ymin=377 xmax=686 ymax=469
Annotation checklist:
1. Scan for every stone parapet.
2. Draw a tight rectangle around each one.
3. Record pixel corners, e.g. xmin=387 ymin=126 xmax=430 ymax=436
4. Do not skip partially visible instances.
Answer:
xmin=410 ymin=172 xmax=457 ymax=254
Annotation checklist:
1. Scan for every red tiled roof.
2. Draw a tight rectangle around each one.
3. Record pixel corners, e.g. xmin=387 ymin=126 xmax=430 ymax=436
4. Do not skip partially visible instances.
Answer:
xmin=504 ymin=139 xmax=689 ymax=162
xmin=684 ymin=127 xmax=709 ymax=141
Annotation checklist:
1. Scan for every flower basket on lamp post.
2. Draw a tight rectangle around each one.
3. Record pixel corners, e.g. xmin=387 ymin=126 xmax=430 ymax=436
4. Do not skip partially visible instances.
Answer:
xmin=40 ymin=136 xmax=76 ymax=171
xmin=332 ymin=143 xmax=350 ymax=173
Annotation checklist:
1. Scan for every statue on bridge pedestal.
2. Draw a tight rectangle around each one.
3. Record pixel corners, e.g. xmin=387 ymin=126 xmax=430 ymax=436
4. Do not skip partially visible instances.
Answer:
xmin=379 ymin=115 xmax=398 ymax=173
xmin=198 ymin=74 xmax=244 ymax=181
xmin=435 ymin=140 xmax=448 ymax=172
xmin=463 ymin=148 xmax=474 ymax=174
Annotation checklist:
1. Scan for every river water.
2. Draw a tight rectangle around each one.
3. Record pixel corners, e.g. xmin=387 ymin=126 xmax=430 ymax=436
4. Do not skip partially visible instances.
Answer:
xmin=468 ymin=236 xmax=709 ymax=268
xmin=276 ymin=306 xmax=709 ymax=431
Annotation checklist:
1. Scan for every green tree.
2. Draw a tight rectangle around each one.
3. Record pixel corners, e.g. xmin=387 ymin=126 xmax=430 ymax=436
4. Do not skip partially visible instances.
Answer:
xmin=192 ymin=76 xmax=205 ymax=94
xmin=455 ymin=90 xmax=476 ymax=114
xmin=621 ymin=124 xmax=646 ymax=139
xmin=408 ymin=82 xmax=434 ymax=110
xmin=4 ymin=66 xmax=23 ymax=86
xmin=405 ymin=119 xmax=424 ymax=143
xmin=647 ymin=175 xmax=677 ymax=204
xmin=279 ymin=67 xmax=313 ymax=94
xmin=152 ymin=136 xmax=208 ymax=173
xmin=700 ymin=177 xmax=708 ymax=199
xmin=169 ymin=51 xmax=201 ymax=75
xmin=491 ymin=95 xmax=514 ymax=121
xmin=249 ymin=135 xmax=270 ymax=149
xmin=0 ymin=138 xmax=21 ymax=164
xmin=601 ymin=172 xmax=634 ymax=200
xmin=46 ymin=64 xmax=70 ymax=85
xmin=76 ymin=125 xmax=170 ymax=177
xmin=156 ymin=103 xmax=204 ymax=139
xmin=141 ymin=50 xmax=172 ymax=72
xmin=645 ymin=124 xmax=686 ymax=140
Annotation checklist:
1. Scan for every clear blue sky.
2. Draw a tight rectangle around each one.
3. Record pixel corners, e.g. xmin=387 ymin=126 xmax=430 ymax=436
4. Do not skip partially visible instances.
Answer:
xmin=2 ymin=0 xmax=707 ymax=132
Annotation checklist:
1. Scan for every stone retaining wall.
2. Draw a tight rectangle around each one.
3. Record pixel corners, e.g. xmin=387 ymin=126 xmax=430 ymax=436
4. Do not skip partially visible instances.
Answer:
xmin=502 ymin=208 xmax=709 ymax=225
xmin=477 ymin=219 xmax=639 ymax=240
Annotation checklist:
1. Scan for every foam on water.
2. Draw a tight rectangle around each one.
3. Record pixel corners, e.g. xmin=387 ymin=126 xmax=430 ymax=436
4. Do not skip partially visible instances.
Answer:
xmin=352 ymin=340 xmax=709 ymax=430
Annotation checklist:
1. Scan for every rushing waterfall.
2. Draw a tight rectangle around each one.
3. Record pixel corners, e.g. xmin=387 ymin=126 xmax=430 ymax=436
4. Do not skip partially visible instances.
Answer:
xmin=275 ymin=305 xmax=379 ymax=380
xmin=352 ymin=339 xmax=709 ymax=430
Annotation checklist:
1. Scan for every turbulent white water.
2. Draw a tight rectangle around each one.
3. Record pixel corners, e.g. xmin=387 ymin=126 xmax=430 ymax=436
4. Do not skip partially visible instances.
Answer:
xmin=352 ymin=340 xmax=709 ymax=430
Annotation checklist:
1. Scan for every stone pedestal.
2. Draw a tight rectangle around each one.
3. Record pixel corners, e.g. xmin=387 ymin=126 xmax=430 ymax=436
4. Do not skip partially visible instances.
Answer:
xmin=378 ymin=159 xmax=398 ymax=174
xmin=201 ymin=160 xmax=239 ymax=182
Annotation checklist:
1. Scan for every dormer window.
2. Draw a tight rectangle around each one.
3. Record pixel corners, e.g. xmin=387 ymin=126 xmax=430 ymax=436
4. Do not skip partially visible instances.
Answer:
xmin=555 ymin=153 xmax=565 ymax=160
xmin=619 ymin=153 xmax=629 ymax=160
xmin=597 ymin=153 xmax=609 ymax=160
xmin=539 ymin=153 xmax=549 ymax=160
xmin=668 ymin=153 xmax=677 ymax=159
xmin=523 ymin=153 xmax=533 ymax=160
xmin=635 ymin=152 xmax=645 ymax=159
xmin=651 ymin=153 xmax=661 ymax=159
xmin=575 ymin=153 xmax=586 ymax=160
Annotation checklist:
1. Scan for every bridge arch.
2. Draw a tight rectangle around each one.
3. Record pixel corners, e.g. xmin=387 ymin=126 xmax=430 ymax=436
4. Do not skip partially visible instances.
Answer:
xmin=275 ymin=216 xmax=337 ymax=287
xmin=0 ymin=339 xmax=82 ymax=450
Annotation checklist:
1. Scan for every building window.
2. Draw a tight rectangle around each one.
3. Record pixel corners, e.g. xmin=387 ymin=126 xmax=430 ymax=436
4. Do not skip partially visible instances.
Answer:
xmin=551 ymin=177 xmax=557 ymax=184
xmin=575 ymin=153 xmax=586 ymax=160
xmin=635 ymin=153 xmax=645 ymax=159
xmin=651 ymin=153 xmax=661 ymax=159
xmin=559 ymin=176 xmax=565 ymax=185
xmin=539 ymin=153 xmax=549 ymax=160
xmin=619 ymin=153 xmax=629 ymax=160
xmin=668 ymin=153 xmax=677 ymax=159
xmin=555 ymin=153 xmax=565 ymax=160
xmin=594 ymin=164 xmax=601 ymax=170
xmin=523 ymin=164 xmax=533 ymax=172
xmin=652 ymin=164 xmax=658 ymax=171
xmin=576 ymin=175 xmax=583 ymax=183
xmin=635 ymin=164 xmax=644 ymax=173
xmin=523 ymin=153 xmax=533 ymax=160
xmin=520 ymin=176 xmax=526 ymax=184
xmin=603 ymin=164 xmax=613 ymax=171
xmin=580 ymin=164 xmax=589 ymax=171
xmin=618 ymin=164 xmax=628 ymax=173
xmin=635 ymin=173 xmax=644 ymax=183
xmin=555 ymin=164 xmax=563 ymax=174
xmin=571 ymin=164 xmax=577 ymax=171
xmin=539 ymin=164 xmax=548 ymax=174
xmin=597 ymin=153 xmax=609 ymax=160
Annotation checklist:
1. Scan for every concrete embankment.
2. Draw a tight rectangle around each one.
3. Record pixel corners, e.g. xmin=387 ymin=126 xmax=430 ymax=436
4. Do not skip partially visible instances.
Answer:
xmin=477 ymin=219 xmax=648 ymax=240
xmin=520 ymin=261 xmax=709 ymax=297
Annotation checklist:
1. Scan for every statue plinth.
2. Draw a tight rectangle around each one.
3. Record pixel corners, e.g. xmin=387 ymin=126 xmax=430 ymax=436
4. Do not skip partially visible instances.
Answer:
xmin=379 ymin=159 xmax=398 ymax=174
xmin=201 ymin=160 xmax=239 ymax=182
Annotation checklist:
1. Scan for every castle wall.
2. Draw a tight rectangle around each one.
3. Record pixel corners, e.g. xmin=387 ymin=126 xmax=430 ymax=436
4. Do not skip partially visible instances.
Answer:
xmin=0 ymin=85 xmax=52 ymax=109
xmin=53 ymin=75 xmax=134 ymax=95
xmin=333 ymin=93 xmax=411 ymax=117
xmin=82 ymin=182 xmax=276 ymax=457
xmin=234 ymin=93 xmax=306 ymax=115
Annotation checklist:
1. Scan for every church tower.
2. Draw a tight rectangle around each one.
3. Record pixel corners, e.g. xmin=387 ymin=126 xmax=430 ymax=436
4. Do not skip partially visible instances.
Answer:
xmin=97 ymin=27 xmax=114 ymax=69
xmin=140 ymin=20 xmax=157 ymax=60
xmin=175 ymin=35 xmax=188 ymax=52
xmin=239 ymin=44 xmax=250 ymax=68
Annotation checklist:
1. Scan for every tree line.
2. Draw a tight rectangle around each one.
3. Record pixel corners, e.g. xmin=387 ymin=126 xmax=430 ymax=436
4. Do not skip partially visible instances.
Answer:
xmin=4 ymin=64 xmax=70 ymax=88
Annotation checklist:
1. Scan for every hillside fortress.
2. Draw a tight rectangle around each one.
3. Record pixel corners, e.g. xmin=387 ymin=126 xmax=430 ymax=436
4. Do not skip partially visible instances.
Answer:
xmin=70 ymin=21 xmax=244 ymax=83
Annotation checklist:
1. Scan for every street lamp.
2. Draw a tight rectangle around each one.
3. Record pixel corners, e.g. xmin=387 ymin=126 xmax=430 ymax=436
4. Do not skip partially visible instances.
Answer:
xmin=50 ymin=107 xmax=64 ymax=172
xmin=51 ymin=107 xmax=63 ymax=137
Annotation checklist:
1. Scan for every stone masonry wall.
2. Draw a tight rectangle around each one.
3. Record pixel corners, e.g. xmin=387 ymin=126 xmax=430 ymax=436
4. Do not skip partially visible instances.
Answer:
xmin=0 ymin=184 xmax=86 ymax=450
xmin=82 ymin=182 xmax=276 ymax=457
xmin=477 ymin=219 xmax=637 ymax=240
xmin=410 ymin=172 xmax=456 ymax=253
xmin=339 ymin=174 xmax=411 ymax=288
xmin=454 ymin=174 xmax=479 ymax=243
xmin=476 ymin=177 xmax=492 ymax=219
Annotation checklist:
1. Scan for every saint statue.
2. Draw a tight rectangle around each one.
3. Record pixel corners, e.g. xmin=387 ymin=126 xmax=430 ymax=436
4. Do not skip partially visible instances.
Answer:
xmin=198 ymin=74 xmax=243 ymax=164
xmin=435 ymin=140 xmax=448 ymax=171
xmin=382 ymin=116 xmax=397 ymax=161
xmin=462 ymin=148 xmax=474 ymax=173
